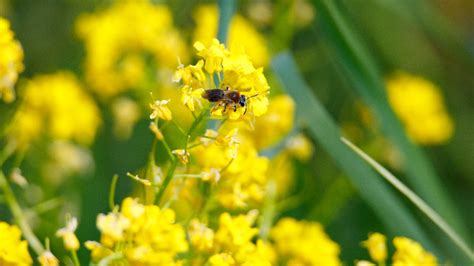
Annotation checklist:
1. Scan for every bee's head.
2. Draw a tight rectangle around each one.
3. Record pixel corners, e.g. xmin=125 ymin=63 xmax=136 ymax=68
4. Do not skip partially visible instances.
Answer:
xmin=239 ymin=95 xmax=247 ymax=107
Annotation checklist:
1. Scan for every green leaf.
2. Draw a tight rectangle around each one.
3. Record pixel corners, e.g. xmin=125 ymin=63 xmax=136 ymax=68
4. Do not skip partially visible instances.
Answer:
xmin=311 ymin=0 xmax=467 ymax=239
xmin=271 ymin=52 xmax=435 ymax=253
xmin=342 ymin=137 xmax=474 ymax=262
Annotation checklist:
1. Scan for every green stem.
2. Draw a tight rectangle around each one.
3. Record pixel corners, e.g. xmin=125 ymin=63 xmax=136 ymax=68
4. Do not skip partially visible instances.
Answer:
xmin=71 ymin=250 xmax=80 ymax=266
xmin=217 ymin=0 xmax=236 ymax=45
xmin=154 ymin=159 xmax=178 ymax=205
xmin=109 ymin=174 xmax=119 ymax=211
xmin=0 ymin=170 xmax=44 ymax=255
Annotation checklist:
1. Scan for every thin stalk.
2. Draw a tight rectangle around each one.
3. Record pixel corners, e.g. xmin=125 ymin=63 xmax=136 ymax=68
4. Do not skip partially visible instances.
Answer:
xmin=154 ymin=159 xmax=178 ymax=205
xmin=108 ymin=174 xmax=119 ymax=211
xmin=0 ymin=170 xmax=44 ymax=255
xmin=341 ymin=137 xmax=474 ymax=262
xmin=71 ymin=250 xmax=80 ymax=266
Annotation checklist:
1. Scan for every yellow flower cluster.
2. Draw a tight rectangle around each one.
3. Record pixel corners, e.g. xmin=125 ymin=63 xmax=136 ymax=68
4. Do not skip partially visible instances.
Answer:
xmin=193 ymin=4 xmax=270 ymax=68
xmin=188 ymin=211 xmax=275 ymax=265
xmin=8 ymin=72 xmax=101 ymax=150
xmin=174 ymin=39 xmax=269 ymax=120
xmin=0 ymin=17 xmax=23 ymax=103
xmin=87 ymin=197 xmax=188 ymax=265
xmin=360 ymin=233 xmax=438 ymax=266
xmin=386 ymin=72 xmax=454 ymax=145
xmin=0 ymin=221 xmax=32 ymax=266
xmin=76 ymin=0 xmax=187 ymax=98
xmin=271 ymin=218 xmax=341 ymax=265
xmin=192 ymin=127 xmax=270 ymax=208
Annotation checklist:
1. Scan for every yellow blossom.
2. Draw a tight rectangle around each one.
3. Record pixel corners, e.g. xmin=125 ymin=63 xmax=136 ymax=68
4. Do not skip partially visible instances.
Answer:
xmin=0 ymin=221 xmax=32 ymax=266
xmin=75 ymin=0 xmax=187 ymax=98
xmin=181 ymin=86 xmax=204 ymax=112
xmin=177 ymin=39 xmax=270 ymax=121
xmin=8 ymin=72 xmax=101 ymax=151
xmin=56 ymin=216 xmax=80 ymax=251
xmin=188 ymin=219 xmax=215 ymax=252
xmin=209 ymin=253 xmax=235 ymax=266
xmin=362 ymin=232 xmax=387 ymax=264
xmin=392 ymin=237 xmax=438 ymax=266
xmin=285 ymin=133 xmax=314 ymax=161
xmin=150 ymin=99 xmax=172 ymax=121
xmin=386 ymin=72 xmax=454 ymax=145
xmin=193 ymin=4 xmax=269 ymax=67
xmin=38 ymin=251 xmax=59 ymax=266
xmin=90 ymin=197 xmax=188 ymax=265
xmin=0 ymin=17 xmax=23 ymax=103
xmin=149 ymin=122 xmax=164 ymax=140
xmin=201 ymin=168 xmax=221 ymax=183
xmin=112 ymin=97 xmax=141 ymax=139
xmin=172 ymin=149 xmax=190 ymax=165
xmin=215 ymin=211 xmax=259 ymax=251
xmin=271 ymin=218 xmax=341 ymax=266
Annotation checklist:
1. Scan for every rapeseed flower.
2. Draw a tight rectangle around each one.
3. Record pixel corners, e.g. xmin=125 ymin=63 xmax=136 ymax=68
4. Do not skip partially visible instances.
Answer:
xmin=392 ymin=237 xmax=437 ymax=266
xmin=193 ymin=4 xmax=269 ymax=67
xmin=176 ymin=39 xmax=269 ymax=121
xmin=271 ymin=218 xmax=341 ymax=265
xmin=8 ymin=72 xmax=101 ymax=151
xmin=88 ymin=197 xmax=188 ymax=265
xmin=0 ymin=17 xmax=23 ymax=103
xmin=38 ymin=251 xmax=59 ymax=266
xmin=56 ymin=216 xmax=80 ymax=251
xmin=386 ymin=72 xmax=454 ymax=145
xmin=0 ymin=221 xmax=32 ymax=266
xmin=362 ymin=232 xmax=387 ymax=264
xmin=76 ymin=0 xmax=187 ymax=98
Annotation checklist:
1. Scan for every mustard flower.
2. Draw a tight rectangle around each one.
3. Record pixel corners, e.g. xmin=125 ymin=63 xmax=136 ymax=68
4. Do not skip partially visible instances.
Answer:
xmin=0 ymin=17 xmax=23 ymax=103
xmin=150 ymin=99 xmax=172 ymax=121
xmin=56 ymin=216 xmax=80 ymax=251
xmin=0 ymin=221 xmax=32 ymax=266
xmin=75 ymin=0 xmax=187 ymax=98
xmin=271 ymin=218 xmax=341 ymax=266
xmin=90 ymin=197 xmax=188 ymax=265
xmin=188 ymin=219 xmax=215 ymax=253
xmin=386 ymin=71 xmax=454 ymax=145
xmin=8 ymin=72 xmax=101 ymax=151
xmin=38 ymin=251 xmax=59 ymax=266
xmin=172 ymin=149 xmax=190 ymax=165
xmin=362 ymin=232 xmax=387 ymax=264
xmin=392 ymin=237 xmax=438 ymax=266
xmin=193 ymin=4 xmax=269 ymax=67
xmin=176 ymin=39 xmax=270 ymax=121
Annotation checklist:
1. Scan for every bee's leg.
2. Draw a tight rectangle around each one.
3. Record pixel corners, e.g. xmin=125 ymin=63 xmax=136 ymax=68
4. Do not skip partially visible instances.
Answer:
xmin=223 ymin=103 xmax=227 ymax=113
xmin=243 ymin=105 xmax=248 ymax=115
xmin=233 ymin=104 xmax=237 ymax=112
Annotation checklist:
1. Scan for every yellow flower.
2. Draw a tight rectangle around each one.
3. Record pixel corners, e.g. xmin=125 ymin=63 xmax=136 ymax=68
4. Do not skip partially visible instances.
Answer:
xmin=75 ymin=0 xmax=187 ymax=98
xmin=90 ymin=197 xmax=188 ymax=265
xmin=392 ymin=237 xmax=438 ymax=266
xmin=8 ymin=72 xmax=101 ymax=151
xmin=193 ymin=4 xmax=269 ymax=67
xmin=149 ymin=122 xmax=164 ymax=140
xmin=285 ymin=133 xmax=314 ymax=161
xmin=177 ymin=39 xmax=270 ymax=121
xmin=96 ymin=212 xmax=130 ymax=248
xmin=209 ymin=253 xmax=235 ymax=266
xmin=0 ymin=221 xmax=32 ymax=266
xmin=271 ymin=218 xmax=341 ymax=266
xmin=188 ymin=219 xmax=215 ymax=252
xmin=215 ymin=211 xmax=259 ymax=250
xmin=386 ymin=72 xmax=454 ymax=145
xmin=172 ymin=149 xmax=190 ymax=165
xmin=150 ymin=99 xmax=172 ymax=121
xmin=180 ymin=86 xmax=204 ymax=112
xmin=362 ymin=232 xmax=387 ymax=264
xmin=0 ymin=17 xmax=23 ymax=103
xmin=56 ymin=216 xmax=80 ymax=251
xmin=38 ymin=251 xmax=59 ymax=266
xmin=112 ymin=97 xmax=141 ymax=139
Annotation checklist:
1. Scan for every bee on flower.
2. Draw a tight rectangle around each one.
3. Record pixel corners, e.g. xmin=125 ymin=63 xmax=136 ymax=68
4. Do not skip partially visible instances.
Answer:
xmin=174 ymin=39 xmax=270 ymax=121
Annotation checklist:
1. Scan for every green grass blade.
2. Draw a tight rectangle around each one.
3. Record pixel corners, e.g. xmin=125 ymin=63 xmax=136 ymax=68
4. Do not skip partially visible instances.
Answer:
xmin=271 ymin=52 xmax=435 ymax=252
xmin=217 ymin=0 xmax=235 ymax=44
xmin=311 ymin=0 xmax=466 ymax=236
xmin=342 ymin=137 xmax=474 ymax=262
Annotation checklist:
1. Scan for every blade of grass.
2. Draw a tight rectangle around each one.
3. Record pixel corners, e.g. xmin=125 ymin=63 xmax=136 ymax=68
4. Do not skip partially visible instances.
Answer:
xmin=271 ymin=52 xmax=435 ymax=252
xmin=217 ymin=0 xmax=235 ymax=45
xmin=311 ymin=0 xmax=466 ymax=237
xmin=342 ymin=137 xmax=474 ymax=262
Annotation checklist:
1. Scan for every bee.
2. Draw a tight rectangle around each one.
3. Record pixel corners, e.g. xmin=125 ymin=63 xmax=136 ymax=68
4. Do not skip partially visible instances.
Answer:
xmin=202 ymin=86 xmax=254 ymax=114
